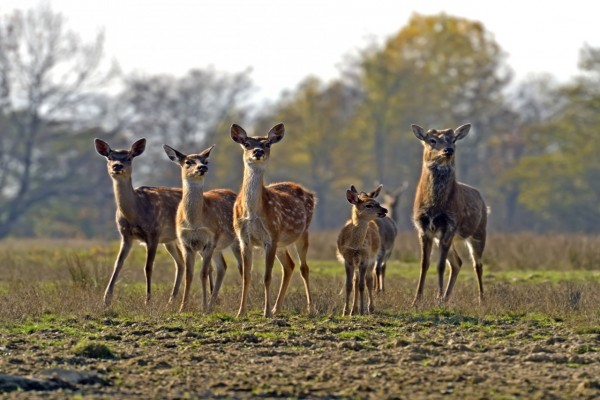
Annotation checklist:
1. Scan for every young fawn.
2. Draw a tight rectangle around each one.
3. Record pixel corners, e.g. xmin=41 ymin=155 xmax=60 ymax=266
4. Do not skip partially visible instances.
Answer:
xmin=163 ymin=144 xmax=242 ymax=312
xmin=94 ymin=138 xmax=184 ymax=306
xmin=337 ymin=185 xmax=388 ymax=315
xmin=364 ymin=185 xmax=399 ymax=292
xmin=230 ymin=123 xmax=316 ymax=318
xmin=411 ymin=124 xmax=487 ymax=305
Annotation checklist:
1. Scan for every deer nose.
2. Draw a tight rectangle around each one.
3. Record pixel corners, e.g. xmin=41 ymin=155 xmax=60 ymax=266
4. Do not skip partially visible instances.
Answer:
xmin=199 ymin=165 xmax=208 ymax=173
xmin=112 ymin=164 xmax=123 ymax=172
xmin=253 ymin=148 xmax=264 ymax=158
xmin=443 ymin=147 xmax=454 ymax=156
xmin=381 ymin=207 xmax=388 ymax=214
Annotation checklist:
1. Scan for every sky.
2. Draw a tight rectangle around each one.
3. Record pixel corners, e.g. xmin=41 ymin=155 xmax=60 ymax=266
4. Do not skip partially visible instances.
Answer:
xmin=2 ymin=0 xmax=599 ymax=102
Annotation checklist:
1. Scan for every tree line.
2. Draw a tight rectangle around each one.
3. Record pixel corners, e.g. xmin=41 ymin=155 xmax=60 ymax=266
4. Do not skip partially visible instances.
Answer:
xmin=0 ymin=6 xmax=598 ymax=238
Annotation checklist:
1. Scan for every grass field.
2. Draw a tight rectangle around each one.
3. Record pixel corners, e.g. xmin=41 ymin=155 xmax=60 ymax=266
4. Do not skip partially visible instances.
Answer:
xmin=0 ymin=233 xmax=599 ymax=398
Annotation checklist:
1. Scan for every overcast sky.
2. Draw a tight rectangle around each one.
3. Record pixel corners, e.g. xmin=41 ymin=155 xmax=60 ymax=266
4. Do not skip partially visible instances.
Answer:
xmin=2 ymin=0 xmax=599 ymax=102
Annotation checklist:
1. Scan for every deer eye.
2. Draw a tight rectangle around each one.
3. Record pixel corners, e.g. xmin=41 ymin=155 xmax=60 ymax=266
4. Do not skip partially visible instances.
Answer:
xmin=429 ymin=138 xmax=437 ymax=145
xmin=185 ymin=160 xmax=193 ymax=166
xmin=243 ymin=142 xmax=251 ymax=148
xmin=264 ymin=142 xmax=271 ymax=148
xmin=365 ymin=204 xmax=373 ymax=209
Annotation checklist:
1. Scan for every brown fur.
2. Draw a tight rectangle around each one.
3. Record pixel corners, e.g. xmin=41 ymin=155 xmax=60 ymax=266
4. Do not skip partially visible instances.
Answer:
xmin=411 ymin=124 xmax=487 ymax=305
xmin=163 ymin=144 xmax=242 ymax=313
xmin=231 ymin=123 xmax=316 ymax=317
xmin=94 ymin=138 xmax=185 ymax=306
xmin=337 ymin=185 xmax=387 ymax=315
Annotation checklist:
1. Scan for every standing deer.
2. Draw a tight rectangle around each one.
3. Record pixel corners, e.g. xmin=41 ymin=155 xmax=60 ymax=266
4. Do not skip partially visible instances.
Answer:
xmin=363 ymin=185 xmax=398 ymax=293
xmin=337 ymin=185 xmax=388 ymax=315
xmin=411 ymin=124 xmax=487 ymax=305
xmin=94 ymin=138 xmax=185 ymax=306
xmin=230 ymin=123 xmax=316 ymax=318
xmin=163 ymin=144 xmax=242 ymax=312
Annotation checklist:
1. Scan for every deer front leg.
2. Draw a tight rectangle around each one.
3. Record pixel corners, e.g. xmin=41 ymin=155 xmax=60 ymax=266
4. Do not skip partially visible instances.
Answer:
xmin=208 ymin=251 xmax=227 ymax=312
xmin=365 ymin=262 xmax=375 ymax=314
xmin=412 ymin=232 xmax=433 ymax=306
xmin=104 ymin=237 xmax=132 ymax=306
xmin=263 ymin=243 xmax=277 ymax=318
xmin=357 ymin=262 xmax=368 ymax=315
xmin=143 ymin=239 xmax=159 ymax=305
xmin=436 ymin=230 xmax=455 ymax=302
xmin=343 ymin=261 xmax=353 ymax=316
xmin=443 ymin=246 xmax=462 ymax=302
xmin=236 ymin=242 xmax=253 ymax=317
xmin=179 ymin=245 xmax=196 ymax=312
xmin=163 ymin=241 xmax=185 ymax=305
xmin=200 ymin=244 xmax=216 ymax=313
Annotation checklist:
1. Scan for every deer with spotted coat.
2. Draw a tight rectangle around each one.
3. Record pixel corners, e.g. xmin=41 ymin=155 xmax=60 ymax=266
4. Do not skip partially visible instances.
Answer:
xmin=94 ymin=138 xmax=185 ymax=306
xmin=230 ymin=123 xmax=316 ymax=318
xmin=163 ymin=144 xmax=242 ymax=313
xmin=411 ymin=124 xmax=487 ymax=306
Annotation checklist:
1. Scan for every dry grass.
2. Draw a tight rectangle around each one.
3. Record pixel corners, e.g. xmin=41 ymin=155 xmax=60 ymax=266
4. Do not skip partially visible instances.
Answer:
xmin=0 ymin=235 xmax=599 ymax=327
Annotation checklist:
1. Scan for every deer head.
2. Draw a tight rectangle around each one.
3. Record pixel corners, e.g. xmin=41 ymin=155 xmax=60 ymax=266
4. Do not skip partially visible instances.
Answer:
xmin=347 ymin=185 xmax=388 ymax=221
xmin=411 ymin=124 xmax=471 ymax=167
xmin=230 ymin=123 xmax=285 ymax=167
xmin=94 ymin=138 xmax=146 ymax=179
xmin=163 ymin=144 xmax=215 ymax=182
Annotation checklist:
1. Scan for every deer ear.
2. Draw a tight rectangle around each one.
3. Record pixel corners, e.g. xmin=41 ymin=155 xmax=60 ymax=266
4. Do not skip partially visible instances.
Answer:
xmin=369 ymin=184 xmax=383 ymax=199
xmin=454 ymin=124 xmax=471 ymax=141
xmin=231 ymin=124 xmax=248 ymax=144
xmin=412 ymin=124 xmax=427 ymax=141
xmin=163 ymin=144 xmax=185 ymax=163
xmin=349 ymin=185 xmax=359 ymax=194
xmin=346 ymin=189 xmax=359 ymax=205
xmin=94 ymin=138 xmax=111 ymax=157
xmin=267 ymin=123 xmax=285 ymax=144
xmin=199 ymin=144 xmax=215 ymax=159
xmin=131 ymin=138 xmax=146 ymax=157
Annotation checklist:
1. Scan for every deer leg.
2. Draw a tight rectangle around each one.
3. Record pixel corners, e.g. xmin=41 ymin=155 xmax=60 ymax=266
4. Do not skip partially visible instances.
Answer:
xmin=143 ymin=240 xmax=159 ymax=305
xmin=179 ymin=245 xmax=196 ymax=312
xmin=236 ymin=242 xmax=253 ymax=317
xmin=272 ymin=248 xmax=295 ymax=316
xmin=103 ymin=237 xmax=132 ymax=306
xmin=230 ymin=239 xmax=243 ymax=277
xmin=381 ymin=260 xmax=387 ymax=292
xmin=351 ymin=270 xmax=359 ymax=316
xmin=263 ymin=243 xmax=277 ymax=318
xmin=443 ymin=246 xmax=462 ymax=301
xmin=295 ymin=231 xmax=313 ymax=313
xmin=365 ymin=262 xmax=375 ymax=314
xmin=163 ymin=241 xmax=185 ymax=304
xmin=436 ymin=233 xmax=454 ymax=302
xmin=374 ymin=254 xmax=384 ymax=292
xmin=412 ymin=233 xmax=433 ymax=306
xmin=343 ymin=261 xmax=353 ymax=316
xmin=207 ymin=251 xmax=227 ymax=312
xmin=468 ymin=237 xmax=486 ymax=304
xmin=200 ymin=244 xmax=215 ymax=313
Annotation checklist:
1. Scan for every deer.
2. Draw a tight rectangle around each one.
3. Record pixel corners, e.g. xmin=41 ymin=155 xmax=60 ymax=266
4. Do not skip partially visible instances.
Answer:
xmin=337 ymin=185 xmax=388 ymax=315
xmin=163 ymin=143 xmax=242 ymax=313
xmin=411 ymin=123 xmax=487 ymax=306
xmin=94 ymin=138 xmax=185 ymax=306
xmin=230 ymin=123 xmax=316 ymax=318
xmin=362 ymin=185 xmax=398 ymax=293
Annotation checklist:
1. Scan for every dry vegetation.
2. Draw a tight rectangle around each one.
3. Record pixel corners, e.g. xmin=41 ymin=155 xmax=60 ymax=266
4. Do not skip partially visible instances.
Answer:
xmin=0 ymin=234 xmax=599 ymax=398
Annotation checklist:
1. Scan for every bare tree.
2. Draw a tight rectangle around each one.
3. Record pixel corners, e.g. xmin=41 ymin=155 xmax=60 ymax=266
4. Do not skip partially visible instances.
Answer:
xmin=0 ymin=5 xmax=117 ymax=238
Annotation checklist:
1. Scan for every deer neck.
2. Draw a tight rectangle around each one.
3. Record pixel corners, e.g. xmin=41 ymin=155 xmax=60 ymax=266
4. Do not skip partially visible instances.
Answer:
xmin=112 ymin=176 xmax=139 ymax=220
xmin=347 ymin=210 xmax=372 ymax=249
xmin=181 ymin=179 xmax=205 ymax=224
xmin=420 ymin=161 xmax=457 ymax=206
xmin=239 ymin=163 xmax=267 ymax=218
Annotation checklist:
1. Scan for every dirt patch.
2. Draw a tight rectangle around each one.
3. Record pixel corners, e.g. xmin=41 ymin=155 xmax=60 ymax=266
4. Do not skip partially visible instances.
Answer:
xmin=1 ymin=312 xmax=599 ymax=399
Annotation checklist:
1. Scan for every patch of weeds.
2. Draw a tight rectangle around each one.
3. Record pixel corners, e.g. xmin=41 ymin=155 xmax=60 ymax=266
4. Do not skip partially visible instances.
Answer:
xmin=72 ymin=340 xmax=116 ymax=359
xmin=576 ymin=326 xmax=600 ymax=334
xmin=337 ymin=330 xmax=369 ymax=341
xmin=575 ymin=344 xmax=598 ymax=354
xmin=256 ymin=331 xmax=284 ymax=341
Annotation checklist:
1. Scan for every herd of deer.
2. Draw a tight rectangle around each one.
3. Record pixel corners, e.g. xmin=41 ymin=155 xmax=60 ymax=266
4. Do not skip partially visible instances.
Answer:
xmin=94 ymin=122 xmax=487 ymax=317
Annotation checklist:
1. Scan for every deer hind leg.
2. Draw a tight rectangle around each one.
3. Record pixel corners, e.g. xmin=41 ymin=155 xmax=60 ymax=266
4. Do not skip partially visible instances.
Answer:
xmin=143 ymin=239 xmax=159 ymax=305
xmin=365 ymin=261 xmax=375 ymax=314
xmin=295 ymin=231 xmax=314 ymax=313
xmin=272 ymin=247 xmax=295 ymax=316
xmin=200 ymin=245 xmax=216 ymax=313
xmin=351 ymin=270 xmax=360 ymax=316
xmin=236 ymin=242 xmax=253 ymax=317
xmin=442 ymin=245 xmax=463 ymax=302
xmin=104 ymin=236 xmax=132 ymax=306
xmin=374 ymin=252 xmax=384 ymax=292
xmin=163 ymin=241 xmax=185 ymax=305
xmin=179 ymin=245 xmax=196 ymax=312
xmin=230 ymin=239 xmax=243 ymax=277
xmin=207 ymin=251 xmax=227 ymax=312
xmin=467 ymin=236 xmax=486 ymax=304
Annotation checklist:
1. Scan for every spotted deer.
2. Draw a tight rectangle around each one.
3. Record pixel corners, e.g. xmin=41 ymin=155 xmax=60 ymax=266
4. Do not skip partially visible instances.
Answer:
xmin=337 ymin=185 xmax=388 ymax=315
xmin=363 ymin=185 xmax=398 ymax=292
xmin=411 ymin=124 xmax=487 ymax=305
xmin=163 ymin=144 xmax=242 ymax=312
xmin=230 ymin=123 xmax=316 ymax=318
xmin=94 ymin=138 xmax=185 ymax=306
